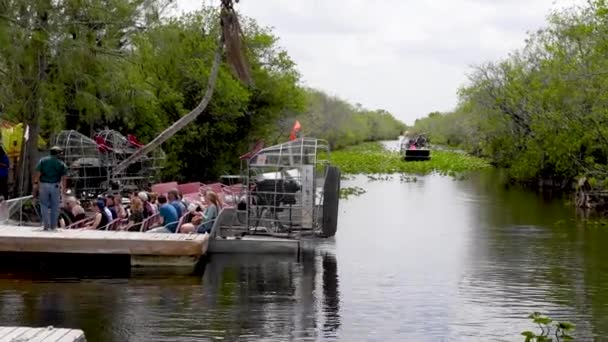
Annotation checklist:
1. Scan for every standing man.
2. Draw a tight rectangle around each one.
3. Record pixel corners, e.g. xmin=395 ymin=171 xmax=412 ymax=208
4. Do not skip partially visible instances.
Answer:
xmin=33 ymin=146 xmax=68 ymax=231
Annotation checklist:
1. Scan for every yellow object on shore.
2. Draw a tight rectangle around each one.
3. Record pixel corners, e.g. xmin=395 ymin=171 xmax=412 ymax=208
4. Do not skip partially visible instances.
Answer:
xmin=1 ymin=122 xmax=46 ymax=157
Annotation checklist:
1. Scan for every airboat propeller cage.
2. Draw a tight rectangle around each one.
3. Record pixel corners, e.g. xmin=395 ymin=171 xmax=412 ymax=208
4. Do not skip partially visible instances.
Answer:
xmin=53 ymin=130 xmax=165 ymax=197
xmin=244 ymin=137 xmax=339 ymax=235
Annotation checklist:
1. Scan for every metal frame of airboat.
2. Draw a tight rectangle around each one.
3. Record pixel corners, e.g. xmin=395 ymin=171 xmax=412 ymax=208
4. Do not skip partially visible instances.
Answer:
xmin=53 ymin=129 xmax=165 ymax=199
xmin=208 ymin=137 xmax=339 ymax=254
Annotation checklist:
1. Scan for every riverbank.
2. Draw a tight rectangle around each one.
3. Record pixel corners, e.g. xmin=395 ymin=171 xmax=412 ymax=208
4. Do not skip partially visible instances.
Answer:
xmin=331 ymin=142 xmax=490 ymax=176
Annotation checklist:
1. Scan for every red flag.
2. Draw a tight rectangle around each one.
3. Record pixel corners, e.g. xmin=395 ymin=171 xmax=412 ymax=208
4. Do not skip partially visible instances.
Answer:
xmin=289 ymin=120 xmax=301 ymax=141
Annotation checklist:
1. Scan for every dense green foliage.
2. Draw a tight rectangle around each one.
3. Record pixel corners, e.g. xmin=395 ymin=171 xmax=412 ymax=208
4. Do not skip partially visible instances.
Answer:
xmin=331 ymin=142 xmax=490 ymax=175
xmin=412 ymin=1 xmax=608 ymax=189
xmin=298 ymin=89 xmax=407 ymax=150
xmin=0 ymin=1 xmax=405 ymax=190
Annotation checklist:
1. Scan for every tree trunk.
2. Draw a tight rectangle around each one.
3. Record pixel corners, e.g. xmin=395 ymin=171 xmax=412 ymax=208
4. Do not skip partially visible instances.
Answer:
xmin=19 ymin=124 xmax=40 ymax=196
xmin=113 ymin=34 xmax=224 ymax=175
xmin=17 ymin=0 xmax=50 ymax=196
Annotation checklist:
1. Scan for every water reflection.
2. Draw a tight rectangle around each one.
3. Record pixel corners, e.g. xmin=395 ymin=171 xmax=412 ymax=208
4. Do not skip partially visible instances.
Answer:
xmin=322 ymin=254 xmax=340 ymax=336
xmin=0 ymin=251 xmax=340 ymax=342
xmin=452 ymin=170 xmax=607 ymax=339
xmin=2 ymin=165 xmax=608 ymax=340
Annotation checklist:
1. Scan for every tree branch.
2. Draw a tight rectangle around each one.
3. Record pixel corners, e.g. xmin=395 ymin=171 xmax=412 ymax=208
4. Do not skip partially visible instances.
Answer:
xmin=113 ymin=32 xmax=225 ymax=175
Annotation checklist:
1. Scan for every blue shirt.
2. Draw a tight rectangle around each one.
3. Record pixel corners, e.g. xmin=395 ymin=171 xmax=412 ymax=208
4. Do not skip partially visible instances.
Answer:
xmin=159 ymin=203 xmax=179 ymax=233
xmin=0 ymin=154 xmax=8 ymax=178
xmin=171 ymin=200 xmax=186 ymax=217
xmin=107 ymin=207 xmax=118 ymax=220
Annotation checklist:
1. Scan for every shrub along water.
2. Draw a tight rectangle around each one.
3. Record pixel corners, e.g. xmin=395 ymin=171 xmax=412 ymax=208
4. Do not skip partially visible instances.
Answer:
xmin=330 ymin=142 xmax=490 ymax=176
xmin=411 ymin=1 xmax=608 ymax=197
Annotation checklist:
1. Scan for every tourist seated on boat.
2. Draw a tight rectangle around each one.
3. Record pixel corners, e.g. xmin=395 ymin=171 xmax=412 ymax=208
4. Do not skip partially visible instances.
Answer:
xmin=123 ymin=196 xmax=144 ymax=231
xmin=138 ymin=191 xmax=155 ymax=218
xmin=59 ymin=196 xmax=86 ymax=227
xmin=146 ymin=194 xmax=179 ymax=233
xmin=67 ymin=196 xmax=86 ymax=222
xmin=149 ymin=192 xmax=159 ymax=210
xmin=114 ymin=193 xmax=128 ymax=219
xmin=180 ymin=191 xmax=222 ymax=234
xmin=186 ymin=203 xmax=203 ymax=223
xmin=168 ymin=189 xmax=186 ymax=217
xmin=105 ymin=194 xmax=118 ymax=220
xmin=416 ymin=135 xmax=427 ymax=147
xmin=83 ymin=199 xmax=111 ymax=230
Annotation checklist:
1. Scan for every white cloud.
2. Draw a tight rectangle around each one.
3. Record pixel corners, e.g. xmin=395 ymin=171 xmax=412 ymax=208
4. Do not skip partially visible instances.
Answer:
xmin=176 ymin=0 xmax=584 ymax=124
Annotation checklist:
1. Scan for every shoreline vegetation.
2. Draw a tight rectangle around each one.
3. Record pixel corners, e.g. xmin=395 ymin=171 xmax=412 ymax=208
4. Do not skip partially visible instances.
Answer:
xmin=409 ymin=0 xmax=608 ymax=211
xmin=0 ymin=3 xmax=405 ymax=196
xmin=333 ymin=142 xmax=491 ymax=199
xmin=332 ymin=142 xmax=490 ymax=176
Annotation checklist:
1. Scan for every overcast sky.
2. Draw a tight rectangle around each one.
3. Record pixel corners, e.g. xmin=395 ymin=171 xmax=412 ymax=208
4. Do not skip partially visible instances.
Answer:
xmin=176 ymin=0 xmax=582 ymax=125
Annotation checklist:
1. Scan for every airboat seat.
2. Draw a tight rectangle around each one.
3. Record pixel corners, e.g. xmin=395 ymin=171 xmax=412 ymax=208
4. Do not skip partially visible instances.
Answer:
xmin=127 ymin=134 xmax=144 ymax=148
xmin=178 ymin=182 xmax=201 ymax=195
xmin=65 ymin=216 xmax=94 ymax=229
xmin=182 ymin=193 xmax=201 ymax=203
xmin=94 ymin=136 xmax=112 ymax=153
xmin=202 ymin=182 xmax=224 ymax=195
xmin=222 ymin=184 xmax=245 ymax=206
xmin=175 ymin=213 xmax=189 ymax=234
xmin=151 ymin=182 xmax=178 ymax=195
xmin=225 ymin=184 xmax=245 ymax=196
xmin=140 ymin=213 xmax=160 ymax=232
xmin=102 ymin=219 xmax=121 ymax=231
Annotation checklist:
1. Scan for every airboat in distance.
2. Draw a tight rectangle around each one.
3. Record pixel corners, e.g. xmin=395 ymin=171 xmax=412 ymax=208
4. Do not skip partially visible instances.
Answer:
xmin=400 ymin=134 xmax=431 ymax=161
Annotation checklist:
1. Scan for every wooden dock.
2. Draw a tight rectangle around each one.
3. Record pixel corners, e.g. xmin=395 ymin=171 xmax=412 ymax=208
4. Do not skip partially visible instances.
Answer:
xmin=0 ymin=326 xmax=85 ymax=342
xmin=0 ymin=225 xmax=209 ymax=271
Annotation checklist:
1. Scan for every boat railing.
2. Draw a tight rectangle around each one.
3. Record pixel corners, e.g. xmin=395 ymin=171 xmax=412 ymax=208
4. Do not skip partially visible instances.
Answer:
xmin=65 ymin=216 xmax=95 ymax=229
xmin=0 ymin=195 xmax=38 ymax=225
xmin=209 ymin=207 xmax=237 ymax=238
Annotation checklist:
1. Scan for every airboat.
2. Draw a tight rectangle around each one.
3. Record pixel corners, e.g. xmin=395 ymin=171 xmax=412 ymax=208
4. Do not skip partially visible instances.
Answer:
xmin=207 ymin=137 xmax=341 ymax=254
xmin=401 ymin=135 xmax=431 ymax=161
xmin=0 ymin=129 xmax=166 ymax=227
xmin=54 ymin=129 xmax=165 ymax=199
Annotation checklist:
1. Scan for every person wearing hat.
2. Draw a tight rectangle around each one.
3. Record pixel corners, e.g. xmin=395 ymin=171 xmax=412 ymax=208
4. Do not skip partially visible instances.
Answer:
xmin=32 ymin=146 xmax=68 ymax=231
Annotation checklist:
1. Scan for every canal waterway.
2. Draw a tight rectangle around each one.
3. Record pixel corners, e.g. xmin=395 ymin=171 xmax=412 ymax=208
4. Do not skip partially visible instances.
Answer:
xmin=0 ymin=155 xmax=606 ymax=341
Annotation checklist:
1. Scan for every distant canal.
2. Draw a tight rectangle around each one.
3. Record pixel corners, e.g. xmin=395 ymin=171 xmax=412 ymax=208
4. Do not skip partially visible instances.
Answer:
xmin=0 ymin=149 xmax=606 ymax=340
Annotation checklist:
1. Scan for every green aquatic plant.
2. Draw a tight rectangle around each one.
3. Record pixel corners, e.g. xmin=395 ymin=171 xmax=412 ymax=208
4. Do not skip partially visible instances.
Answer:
xmin=366 ymin=174 xmax=394 ymax=181
xmin=331 ymin=142 xmax=490 ymax=176
xmin=521 ymin=312 xmax=575 ymax=341
xmin=339 ymin=186 xmax=367 ymax=199
xmin=399 ymin=174 xmax=418 ymax=183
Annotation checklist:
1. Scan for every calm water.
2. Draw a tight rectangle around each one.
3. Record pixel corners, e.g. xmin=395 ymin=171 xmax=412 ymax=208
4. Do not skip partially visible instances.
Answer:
xmin=1 ymin=167 xmax=608 ymax=340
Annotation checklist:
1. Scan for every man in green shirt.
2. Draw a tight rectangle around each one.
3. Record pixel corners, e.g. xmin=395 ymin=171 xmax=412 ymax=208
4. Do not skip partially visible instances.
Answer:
xmin=33 ymin=146 xmax=68 ymax=231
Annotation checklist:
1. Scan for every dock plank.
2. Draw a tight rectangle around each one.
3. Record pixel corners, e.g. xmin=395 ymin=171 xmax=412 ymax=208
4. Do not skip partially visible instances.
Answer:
xmin=1 ymin=327 xmax=29 ymax=341
xmin=27 ymin=328 xmax=70 ymax=342
xmin=0 ymin=327 xmax=18 ymax=339
xmin=0 ymin=225 xmax=209 ymax=257
xmin=0 ymin=327 xmax=85 ymax=342
xmin=1 ymin=327 xmax=43 ymax=341
xmin=54 ymin=330 xmax=85 ymax=342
